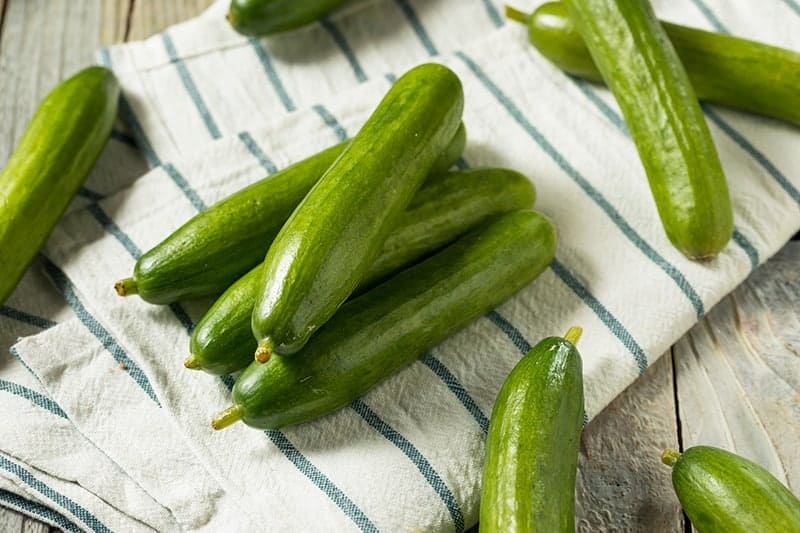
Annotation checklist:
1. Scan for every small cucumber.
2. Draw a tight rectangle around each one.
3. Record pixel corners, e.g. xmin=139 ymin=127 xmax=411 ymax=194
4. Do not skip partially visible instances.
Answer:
xmin=480 ymin=327 xmax=584 ymax=533
xmin=228 ymin=0 xmax=349 ymax=36
xmin=558 ymin=0 xmax=732 ymax=260
xmin=114 ymin=124 xmax=465 ymax=305
xmin=186 ymin=167 xmax=536 ymax=375
xmin=212 ymin=210 xmax=557 ymax=430
xmin=510 ymin=2 xmax=800 ymax=126
xmin=662 ymin=446 xmax=800 ymax=532
xmin=0 ymin=66 xmax=119 ymax=305
xmin=252 ymin=63 xmax=464 ymax=359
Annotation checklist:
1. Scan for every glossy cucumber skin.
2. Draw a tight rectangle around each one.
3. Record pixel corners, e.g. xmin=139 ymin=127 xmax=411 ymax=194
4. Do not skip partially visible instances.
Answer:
xmin=480 ymin=335 xmax=583 ymax=533
xmin=563 ymin=0 xmax=732 ymax=259
xmin=0 ymin=66 xmax=119 ymax=305
xmin=529 ymin=2 xmax=800 ymax=125
xmin=127 ymin=123 xmax=464 ymax=305
xmin=671 ymin=446 xmax=800 ymax=533
xmin=233 ymin=210 xmax=557 ymax=429
xmin=252 ymin=63 xmax=464 ymax=356
xmin=228 ymin=0 xmax=349 ymax=36
xmin=190 ymin=167 xmax=535 ymax=375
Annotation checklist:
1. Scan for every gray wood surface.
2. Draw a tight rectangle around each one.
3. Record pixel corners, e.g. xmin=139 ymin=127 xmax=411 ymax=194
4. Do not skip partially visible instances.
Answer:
xmin=0 ymin=1 xmax=797 ymax=531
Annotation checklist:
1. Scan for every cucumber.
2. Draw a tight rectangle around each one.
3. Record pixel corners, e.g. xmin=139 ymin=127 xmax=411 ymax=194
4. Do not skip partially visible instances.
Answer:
xmin=509 ymin=2 xmax=800 ymax=126
xmin=0 ymin=66 xmax=119 ymax=305
xmin=252 ymin=63 xmax=464 ymax=360
xmin=211 ymin=210 xmax=557 ymax=430
xmin=557 ymin=0 xmax=732 ymax=260
xmin=186 ymin=168 xmax=536 ymax=375
xmin=228 ymin=0 xmax=349 ymax=36
xmin=662 ymin=446 xmax=800 ymax=532
xmin=480 ymin=327 xmax=584 ymax=533
xmin=114 ymin=123 xmax=465 ymax=305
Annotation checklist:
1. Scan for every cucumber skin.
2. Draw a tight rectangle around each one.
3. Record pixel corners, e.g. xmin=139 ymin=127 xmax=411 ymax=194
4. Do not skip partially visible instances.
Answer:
xmin=228 ymin=0 xmax=349 ymax=36
xmin=562 ymin=0 xmax=732 ymax=259
xmin=671 ymin=446 xmax=800 ymax=533
xmin=233 ymin=210 xmax=557 ymax=429
xmin=252 ymin=63 xmax=464 ymax=356
xmin=529 ymin=2 xmax=800 ymax=125
xmin=129 ymin=123 xmax=464 ymax=305
xmin=0 ymin=66 xmax=119 ymax=305
xmin=190 ymin=167 xmax=535 ymax=375
xmin=480 ymin=335 xmax=584 ymax=533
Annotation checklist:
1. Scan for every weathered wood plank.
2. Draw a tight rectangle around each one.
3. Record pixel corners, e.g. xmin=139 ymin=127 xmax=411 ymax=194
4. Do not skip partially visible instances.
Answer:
xmin=98 ymin=0 xmax=130 ymax=46
xmin=0 ymin=505 xmax=51 ymax=533
xmin=127 ymin=0 xmax=215 ymax=41
xmin=674 ymin=242 xmax=800 ymax=494
xmin=576 ymin=353 xmax=683 ymax=532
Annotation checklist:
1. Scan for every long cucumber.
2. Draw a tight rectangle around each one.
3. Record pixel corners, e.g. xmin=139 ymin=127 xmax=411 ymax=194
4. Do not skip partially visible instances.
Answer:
xmin=186 ymin=168 xmax=536 ymax=375
xmin=559 ymin=0 xmax=732 ymax=260
xmin=212 ymin=210 xmax=557 ymax=430
xmin=0 ymin=66 xmax=119 ymax=305
xmin=114 ymin=123 xmax=465 ymax=304
xmin=480 ymin=327 xmax=584 ymax=533
xmin=252 ymin=63 xmax=464 ymax=359
xmin=228 ymin=0 xmax=349 ymax=36
xmin=662 ymin=446 xmax=800 ymax=532
xmin=508 ymin=2 xmax=800 ymax=126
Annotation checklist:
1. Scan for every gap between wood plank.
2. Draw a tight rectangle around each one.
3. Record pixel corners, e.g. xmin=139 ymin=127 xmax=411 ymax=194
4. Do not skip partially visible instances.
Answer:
xmin=671 ymin=348 xmax=692 ymax=533
xmin=0 ymin=0 xmax=9 ymax=55
xmin=124 ymin=0 xmax=136 ymax=41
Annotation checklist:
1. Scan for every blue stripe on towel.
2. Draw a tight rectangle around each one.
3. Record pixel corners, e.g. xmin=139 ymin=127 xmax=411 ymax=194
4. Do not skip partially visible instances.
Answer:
xmin=419 ymin=353 xmax=490 ymax=433
xmin=0 ymin=456 xmax=112 ymax=533
xmin=395 ymin=0 xmax=438 ymax=56
xmin=319 ymin=18 xmax=368 ymax=82
xmin=161 ymin=32 xmax=222 ymax=139
xmin=0 ymin=489 xmax=82 ymax=533
xmin=0 ymin=306 xmax=56 ymax=329
xmin=0 ymin=379 xmax=68 ymax=419
xmin=238 ymin=131 xmax=279 ymax=174
xmin=351 ymin=399 xmax=465 ymax=532
xmin=248 ymin=38 xmax=297 ymax=112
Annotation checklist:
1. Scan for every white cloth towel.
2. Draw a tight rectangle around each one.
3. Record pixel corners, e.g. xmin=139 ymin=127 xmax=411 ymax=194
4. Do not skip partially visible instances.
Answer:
xmin=3 ymin=0 xmax=800 ymax=530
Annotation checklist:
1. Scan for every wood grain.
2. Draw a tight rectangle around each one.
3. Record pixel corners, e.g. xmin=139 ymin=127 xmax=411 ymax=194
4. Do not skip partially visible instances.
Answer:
xmin=126 ymin=0 xmax=215 ymax=41
xmin=577 ymin=353 xmax=683 ymax=531
xmin=98 ymin=0 xmax=130 ymax=46
xmin=0 ymin=504 xmax=52 ymax=532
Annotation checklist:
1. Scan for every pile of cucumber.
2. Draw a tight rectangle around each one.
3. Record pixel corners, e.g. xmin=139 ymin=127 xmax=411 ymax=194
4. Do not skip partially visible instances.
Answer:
xmin=115 ymin=63 xmax=558 ymax=430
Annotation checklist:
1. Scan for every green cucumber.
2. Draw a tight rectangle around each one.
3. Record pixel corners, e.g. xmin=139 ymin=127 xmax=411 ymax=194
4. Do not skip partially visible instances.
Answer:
xmin=480 ymin=327 xmax=584 ymax=533
xmin=186 ymin=167 xmax=535 ymax=375
xmin=252 ymin=63 xmax=464 ymax=360
xmin=212 ymin=210 xmax=557 ymax=430
xmin=228 ymin=0 xmax=349 ymax=36
xmin=509 ymin=2 xmax=800 ymax=125
xmin=556 ymin=0 xmax=732 ymax=260
xmin=662 ymin=446 xmax=800 ymax=532
xmin=114 ymin=123 xmax=465 ymax=305
xmin=0 ymin=66 xmax=119 ymax=305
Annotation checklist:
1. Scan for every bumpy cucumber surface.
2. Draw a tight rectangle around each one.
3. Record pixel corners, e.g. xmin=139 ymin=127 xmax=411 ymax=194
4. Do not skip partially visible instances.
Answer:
xmin=212 ymin=210 xmax=557 ymax=430
xmin=561 ymin=0 xmax=732 ymax=259
xmin=115 ymin=124 xmax=465 ymax=305
xmin=228 ymin=0 xmax=349 ymax=36
xmin=663 ymin=446 xmax=800 ymax=533
xmin=0 ymin=66 xmax=119 ymax=305
xmin=252 ymin=63 xmax=464 ymax=359
xmin=187 ymin=167 xmax=535 ymax=375
xmin=481 ymin=327 xmax=584 ymax=533
xmin=518 ymin=2 xmax=800 ymax=125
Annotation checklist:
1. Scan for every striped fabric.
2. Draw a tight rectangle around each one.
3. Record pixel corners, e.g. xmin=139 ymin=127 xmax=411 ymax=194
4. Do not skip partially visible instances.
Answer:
xmin=5 ymin=0 xmax=800 ymax=530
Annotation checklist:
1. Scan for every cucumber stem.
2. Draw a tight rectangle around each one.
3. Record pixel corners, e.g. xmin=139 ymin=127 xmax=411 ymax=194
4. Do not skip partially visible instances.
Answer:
xmin=504 ymin=5 xmax=530 ymax=25
xmin=254 ymin=338 xmax=273 ymax=363
xmin=114 ymin=277 xmax=138 ymax=297
xmin=211 ymin=405 xmax=243 ymax=430
xmin=184 ymin=355 xmax=201 ymax=370
xmin=661 ymin=448 xmax=681 ymax=467
xmin=564 ymin=326 xmax=583 ymax=345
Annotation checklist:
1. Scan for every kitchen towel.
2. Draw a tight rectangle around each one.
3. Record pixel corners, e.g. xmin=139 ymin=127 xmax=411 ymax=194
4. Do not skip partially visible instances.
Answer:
xmin=6 ymin=0 xmax=800 ymax=531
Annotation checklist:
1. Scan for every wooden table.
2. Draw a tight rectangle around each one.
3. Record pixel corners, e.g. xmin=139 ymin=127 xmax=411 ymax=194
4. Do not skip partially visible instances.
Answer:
xmin=1 ymin=1 xmax=797 ymax=531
